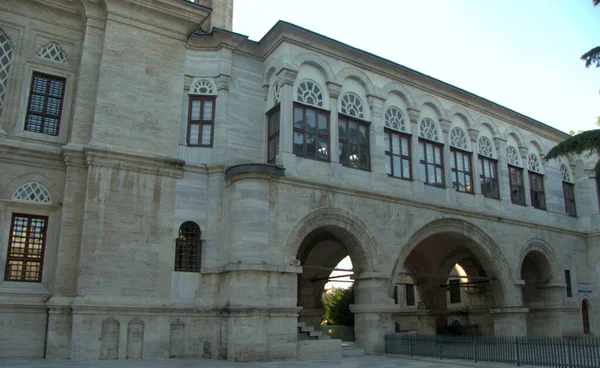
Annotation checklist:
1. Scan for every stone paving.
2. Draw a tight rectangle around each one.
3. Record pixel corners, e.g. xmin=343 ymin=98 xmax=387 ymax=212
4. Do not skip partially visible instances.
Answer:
xmin=0 ymin=356 xmax=530 ymax=368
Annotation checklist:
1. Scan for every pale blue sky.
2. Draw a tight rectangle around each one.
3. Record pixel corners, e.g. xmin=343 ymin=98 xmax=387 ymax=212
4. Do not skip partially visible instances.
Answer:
xmin=232 ymin=0 xmax=600 ymax=134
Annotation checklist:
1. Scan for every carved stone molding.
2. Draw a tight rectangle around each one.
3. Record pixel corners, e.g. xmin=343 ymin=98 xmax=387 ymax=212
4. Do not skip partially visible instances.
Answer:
xmin=276 ymin=68 xmax=298 ymax=86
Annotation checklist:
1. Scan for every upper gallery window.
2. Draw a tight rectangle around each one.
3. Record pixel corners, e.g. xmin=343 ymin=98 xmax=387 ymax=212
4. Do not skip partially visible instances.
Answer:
xmin=25 ymin=72 xmax=66 ymax=136
xmin=267 ymin=81 xmax=281 ymax=164
xmin=477 ymin=137 xmax=499 ymax=199
xmin=506 ymin=145 xmax=525 ymax=205
xmin=0 ymin=28 xmax=13 ymax=119
xmin=294 ymin=80 xmax=329 ymax=161
xmin=339 ymin=93 xmax=369 ymax=170
xmin=561 ymin=164 xmax=576 ymax=217
xmin=174 ymin=221 xmax=202 ymax=272
xmin=187 ymin=79 xmax=216 ymax=146
xmin=449 ymin=127 xmax=473 ymax=193
xmin=384 ymin=107 xmax=411 ymax=180
xmin=418 ymin=118 xmax=444 ymax=187
xmin=4 ymin=213 xmax=48 ymax=282
xmin=528 ymin=153 xmax=546 ymax=210
xmin=296 ymin=80 xmax=323 ymax=107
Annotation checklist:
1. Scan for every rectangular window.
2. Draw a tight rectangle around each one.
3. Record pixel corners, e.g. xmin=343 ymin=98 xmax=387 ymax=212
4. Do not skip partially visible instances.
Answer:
xmin=419 ymin=139 xmax=444 ymax=187
xmin=405 ymin=284 xmax=416 ymax=306
xmin=479 ymin=156 xmax=499 ymax=199
xmin=293 ymin=103 xmax=330 ymax=161
xmin=339 ymin=116 xmax=370 ymax=170
xmin=450 ymin=149 xmax=473 ymax=193
xmin=508 ymin=165 xmax=525 ymax=205
xmin=187 ymin=96 xmax=215 ymax=146
xmin=449 ymin=279 xmax=461 ymax=304
xmin=385 ymin=129 xmax=411 ymax=180
xmin=564 ymin=270 xmax=572 ymax=298
xmin=563 ymin=182 xmax=577 ymax=217
xmin=529 ymin=172 xmax=546 ymax=210
xmin=393 ymin=285 xmax=398 ymax=304
xmin=174 ymin=238 xmax=201 ymax=272
xmin=4 ymin=213 xmax=48 ymax=282
xmin=267 ymin=105 xmax=280 ymax=164
xmin=25 ymin=72 xmax=66 ymax=136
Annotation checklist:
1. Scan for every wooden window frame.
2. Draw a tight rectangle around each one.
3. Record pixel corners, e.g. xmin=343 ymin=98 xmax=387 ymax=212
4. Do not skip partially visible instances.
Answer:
xmin=419 ymin=138 xmax=444 ymax=187
xmin=187 ymin=95 xmax=215 ymax=147
xmin=449 ymin=279 xmax=461 ymax=304
xmin=174 ymin=222 xmax=202 ymax=273
xmin=508 ymin=165 xmax=526 ymax=206
xmin=450 ymin=148 xmax=474 ymax=193
xmin=24 ymin=72 xmax=66 ymax=136
xmin=266 ymin=105 xmax=280 ymax=164
xmin=405 ymin=284 xmax=416 ymax=306
xmin=529 ymin=171 xmax=546 ymax=210
xmin=293 ymin=103 xmax=330 ymax=161
xmin=565 ymin=269 xmax=573 ymax=298
xmin=385 ymin=128 xmax=412 ymax=180
xmin=563 ymin=182 xmax=577 ymax=217
xmin=479 ymin=156 xmax=499 ymax=199
xmin=338 ymin=115 xmax=370 ymax=171
xmin=4 ymin=213 xmax=48 ymax=282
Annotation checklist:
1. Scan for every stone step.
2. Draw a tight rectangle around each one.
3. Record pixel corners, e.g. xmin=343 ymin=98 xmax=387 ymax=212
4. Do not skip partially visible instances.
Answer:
xmin=308 ymin=330 xmax=322 ymax=337
xmin=297 ymin=321 xmax=306 ymax=328
xmin=299 ymin=326 xmax=314 ymax=333
xmin=317 ymin=335 xmax=331 ymax=340
xmin=342 ymin=343 xmax=365 ymax=357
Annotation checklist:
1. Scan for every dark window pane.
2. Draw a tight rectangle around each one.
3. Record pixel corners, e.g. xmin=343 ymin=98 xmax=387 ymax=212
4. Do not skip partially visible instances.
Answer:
xmin=306 ymin=133 xmax=316 ymax=158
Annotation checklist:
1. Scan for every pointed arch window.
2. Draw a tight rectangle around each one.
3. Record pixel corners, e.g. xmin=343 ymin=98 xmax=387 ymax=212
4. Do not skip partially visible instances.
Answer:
xmin=528 ymin=153 xmax=546 ymax=210
xmin=175 ymin=222 xmax=202 ymax=272
xmin=449 ymin=128 xmax=473 ymax=193
xmin=384 ymin=107 xmax=410 ymax=179
xmin=506 ymin=146 xmax=525 ymax=206
xmin=478 ymin=137 xmax=499 ymax=199
xmin=188 ymin=79 xmax=216 ymax=146
xmin=0 ymin=28 xmax=13 ymax=119
xmin=561 ymin=164 xmax=576 ymax=217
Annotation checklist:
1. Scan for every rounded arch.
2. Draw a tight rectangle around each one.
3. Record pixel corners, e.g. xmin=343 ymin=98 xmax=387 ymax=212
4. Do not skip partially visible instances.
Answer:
xmin=476 ymin=116 xmax=500 ymax=139
xmin=417 ymin=95 xmax=448 ymax=119
xmin=528 ymin=139 xmax=545 ymax=157
xmin=503 ymin=128 xmax=526 ymax=148
xmin=283 ymin=207 xmax=385 ymax=273
xmin=263 ymin=57 xmax=282 ymax=85
xmin=517 ymin=239 xmax=561 ymax=283
xmin=447 ymin=106 xmax=474 ymax=129
xmin=1 ymin=173 xmax=61 ymax=204
xmin=389 ymin=218 xmax=513 ymax=304
xmin=292 ymin=53 xmax=335 ymax=82
xmin=335 ymin=67 xmax=376 ymax=96
xmin=382 ymin=82 xmax=416 ymax=110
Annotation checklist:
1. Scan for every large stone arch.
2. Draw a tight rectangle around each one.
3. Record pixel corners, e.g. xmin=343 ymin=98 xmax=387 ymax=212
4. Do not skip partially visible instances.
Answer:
xmin=389 ymin=218 xmax=513 ymax=305
xmin=417 ymin=94 xmax=448 ymax=120
xmin=283 ymin=207 xmax=385 ymax=273
xmin=517 ymin=238 xmax=561 ymax=283
xmin=382 ymin=82 xmax=416 ymax=110
xmin=291 ymin=53 xmax=335 ymax=82
xmin=447 ymin=105 xmax=475 ymax=130
xmin=503 ymin=128 xmax=526 ymax=148
xmin=335 ymin=67 xmax=376 ymax=96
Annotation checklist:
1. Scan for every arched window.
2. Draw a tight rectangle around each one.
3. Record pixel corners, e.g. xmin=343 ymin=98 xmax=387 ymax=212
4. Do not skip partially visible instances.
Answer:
xmin=267 ymin=81 xmax=280 ymax=164
xmin=338 ymin=93 xmax=369 ymax=170
xmin=418 ymin=118 xmax=444 ymax=187
xmin=296 ymin=80 xmax=323 ymax=107
xmin=449 ymin=128 xmax=473 ymax=193
xmin=477 ymin=137 xmax=499 ymax=199
xmin=340 ymin=93 xmax=364 ymax=119
xmin=506 ymin=146 xmax=525 ymax=206
xmin=187 ymin=79 xmax=216 ymax=146
xmin=561 ymin=164 xmax=576 ymax=217
xmin=527 ymin=153 xmax=546 ymax=210
xmin=384 ymin=107 xmax=411 ymax=179
xmin=0 ymin=28 xmax=13 ymax=118
xmin=174 ymin=221 xmax=202 ymax=272
xmin=12 ymin=182 xmax=52 ymax=204
xmin=293 ymin=80 xmax=329 ymax=161
xmin=36 ymin=42 xmax=68 ymax=64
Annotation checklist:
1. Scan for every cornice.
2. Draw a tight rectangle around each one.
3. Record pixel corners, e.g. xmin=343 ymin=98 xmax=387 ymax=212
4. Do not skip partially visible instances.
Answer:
xmin=0 ymin=140 xmax=64 ymax=170
xmin=85 ymin=147 xmax=184 ymax=178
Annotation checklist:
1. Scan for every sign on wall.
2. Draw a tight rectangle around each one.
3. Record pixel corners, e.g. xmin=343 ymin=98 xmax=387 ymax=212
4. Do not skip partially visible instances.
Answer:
xmin=578 ymin=283 xmax=592 ymax=294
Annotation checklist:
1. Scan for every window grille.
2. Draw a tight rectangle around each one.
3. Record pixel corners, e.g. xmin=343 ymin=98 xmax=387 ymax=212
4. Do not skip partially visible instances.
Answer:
xmin=190 ymin=79 xmax=214 ymax=95
xmin=419 ymin=118 xmax=439 ymax=141
xmin=450 ymin=127 xmax=468 ymax=150
xmin=506 ymin=146 xmax=521 ymax=167
xmin=340 ymin=94 xmax=364 ymax=119
xmin=449 ymin=280 xmax=461 ymax=304
xmin=25 ymin=72 xmax=66 ymax=136
xmin=564 ymin=270 xmax=572 ymax=298
xmin=477 ymin=137 xmax=494 ymax=158
xmin=384 ymin=107 xmax=406 ymax=132
xmin=174 ymin=222 xmax=201 ymax=272
xmin=296 ymin=80 xmax=323 ymax=107
xmin=0 ymin=28 xmax=13 ymax=118
xmin=271 ymin=81 xmax=280 ymax=105
xmin=528 ymin=153 xmax=542 ymax=173
xmin=12 ymin=182 xmax=52 ymax=204
xmin=405 ymin=284 xmax=416 ymax=306
xmin=36 ymin=42 xmax=68 ymax=63
xmin=4 ymin=213 xmax=48 ymax=282
xmin=560 ymin=164 xmax=571 ymax=182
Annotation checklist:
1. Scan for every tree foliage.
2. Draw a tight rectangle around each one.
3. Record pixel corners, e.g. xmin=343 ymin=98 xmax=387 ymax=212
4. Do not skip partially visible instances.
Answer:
xmin=323 ymin=286 xmax=354 ymax=326
xmin=582 ymin=1 xmax=600 ymax=67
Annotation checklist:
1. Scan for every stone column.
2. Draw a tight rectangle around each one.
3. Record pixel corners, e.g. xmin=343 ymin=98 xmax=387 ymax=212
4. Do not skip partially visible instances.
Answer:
xmin=519 ymin=146 xmax=532 ymax=207
xmin=277 ymin=68 xmax=298 ymax=157
xmin=327 ymin=82 xmax=341 ymax=163
xmin=490 ymin=307 xmax=529 ymax=336
xmin=468 ymin=128 xmax=481 ymax=195
xmin=367 ymin=95 xmax=385 ymax=173
xmin=495 ymin=138 xmax=512 ymax=205
xmin=407 ymin=108 xmax=422 ymax=185
xmin=440 ymin=118 xmax=453 ymax=190
xmin=214 ymin=74 xmax=231 ymax=162
xmin=350 ymin=273 xmax=395 ymax=354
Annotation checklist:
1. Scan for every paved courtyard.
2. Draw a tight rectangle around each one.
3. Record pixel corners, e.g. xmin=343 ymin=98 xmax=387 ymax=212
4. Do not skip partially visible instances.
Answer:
xmin=0 ymin=356 xmax=529 ymax=368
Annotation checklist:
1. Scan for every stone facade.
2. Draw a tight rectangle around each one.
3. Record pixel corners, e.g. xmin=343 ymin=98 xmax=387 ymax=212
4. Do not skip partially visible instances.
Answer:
xmin=0 ymin=0 xmax=598 ymax=362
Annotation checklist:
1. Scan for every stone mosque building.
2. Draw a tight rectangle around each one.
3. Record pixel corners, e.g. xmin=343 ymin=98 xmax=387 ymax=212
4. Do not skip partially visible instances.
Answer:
xmin=0 ymin=0 xmax=599 ymax=362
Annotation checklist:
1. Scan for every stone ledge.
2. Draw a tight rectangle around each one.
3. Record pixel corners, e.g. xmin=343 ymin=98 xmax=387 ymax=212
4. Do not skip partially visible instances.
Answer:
xmin=225 ymin=163 xmax=285 ymax=180
xmin=85 ymin=146 xmax=185 ymax=178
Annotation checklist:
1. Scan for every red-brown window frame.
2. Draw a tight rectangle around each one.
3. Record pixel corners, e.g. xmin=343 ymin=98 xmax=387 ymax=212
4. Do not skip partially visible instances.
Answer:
xmin=450 ymin=148 xmax=474 ymax=193
xmin=24 ymin=72 xmax=66 ymax=136
xmin=529 ymin=171 xmax=546 ymax=210
xmin=293 ymin=103 xmax=330 ymax=161
xmin=4 ymin=213 xmax=48 ymax=282
xmin=267 ymin=105 xmax=280 ymax=164
xmin=187 ymin=95 xmax=215 ymax=147
xmin=563 ymin=182 xmax=577 ymax=217
xmin=419 ymin=138 xmax=444 ymax=187
xmin=384 ymin=128 xmax=412 ymax=180
xmin=338 ymin=115 xmax=370 ymax=171
xmin=479 ymin=155 xmax=500 ymax=199
xmin=508 ymin=165 xmax=526 ymax=206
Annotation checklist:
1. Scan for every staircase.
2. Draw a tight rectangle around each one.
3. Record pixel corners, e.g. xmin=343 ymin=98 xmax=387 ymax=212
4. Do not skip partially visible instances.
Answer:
xmin=296 ymin=321 xmax=341 ymax=360
xmin=297 ymin=321 xmax=331 ymax=340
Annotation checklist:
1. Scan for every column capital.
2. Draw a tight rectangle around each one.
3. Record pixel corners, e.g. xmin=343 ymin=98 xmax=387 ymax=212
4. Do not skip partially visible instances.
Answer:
xmin=276 ymin=68 xmax=298 ymax=86
xmin=519 ymin=146 xmax=529 ymax=160
xmin=493 ymin=137 xmax=506 ymax=151
xmin=367 ymin=94 xmax=385 ymax=115
xmin=439 ymin=118 xmax=452 ymax=134
xmin=407 ymin=108 xmax=421 ymax=124
xmin=326 ymin=82 xmax=342 ymax=99
xmin=468 ymin=128 xmax=480 ymax=143
xmin=215 ymin=73 xmax=230 ymax=91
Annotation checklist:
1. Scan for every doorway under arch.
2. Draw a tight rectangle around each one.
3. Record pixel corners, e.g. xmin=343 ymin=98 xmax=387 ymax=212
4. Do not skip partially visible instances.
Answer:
xmin=582 ymin=299 xmax=591 ymax=334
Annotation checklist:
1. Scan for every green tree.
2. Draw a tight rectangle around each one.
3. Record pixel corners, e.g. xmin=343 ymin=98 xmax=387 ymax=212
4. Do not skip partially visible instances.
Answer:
xmin=323 ymin=286 xmax=354 ymax=326
xmin=582 ymin=1 xmax=600 ymax=67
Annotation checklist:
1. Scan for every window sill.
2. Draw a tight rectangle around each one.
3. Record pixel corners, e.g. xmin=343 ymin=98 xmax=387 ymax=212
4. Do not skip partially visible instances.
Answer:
xmin=341 ymin=164 xmax=370 ymax=172
xmin=424 ymin=183 xmax=445 ymax=188
xmin=387 ymin=174 xmax=412 ymax=182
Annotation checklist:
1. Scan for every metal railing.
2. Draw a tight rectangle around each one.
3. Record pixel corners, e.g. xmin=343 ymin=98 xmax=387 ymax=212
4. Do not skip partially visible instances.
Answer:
xmin=385 ymin=333 xmax=600 ymax=368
